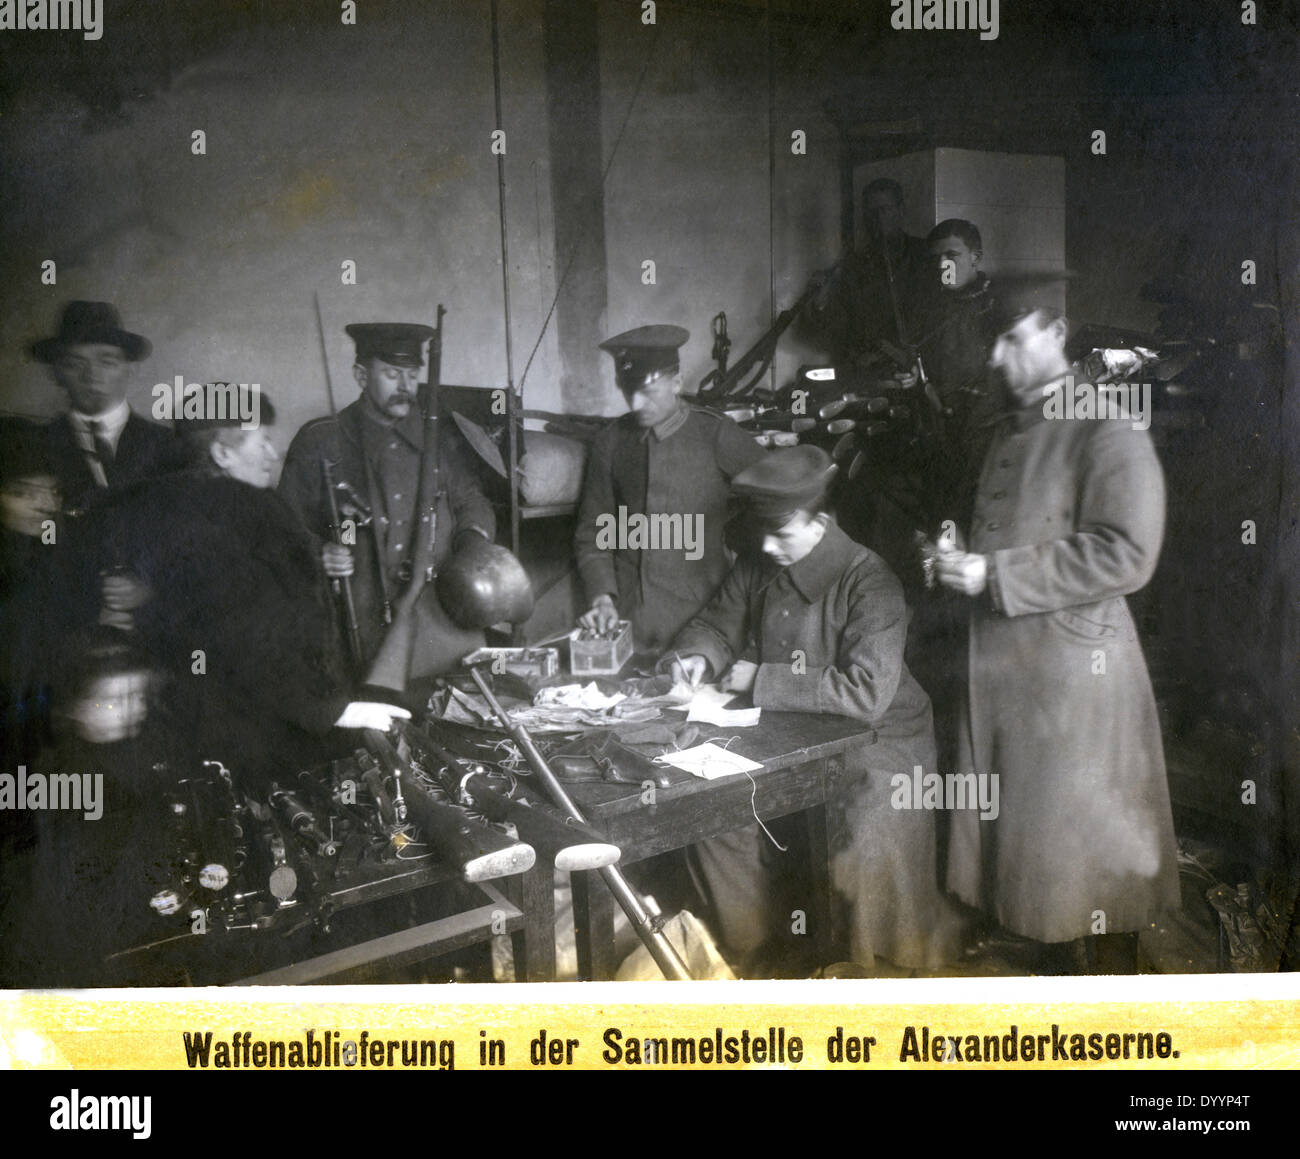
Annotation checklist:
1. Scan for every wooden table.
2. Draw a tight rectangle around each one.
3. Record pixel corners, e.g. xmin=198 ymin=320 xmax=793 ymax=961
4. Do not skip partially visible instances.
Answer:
xmin=563 ymin=710 xmax=875 ymax=979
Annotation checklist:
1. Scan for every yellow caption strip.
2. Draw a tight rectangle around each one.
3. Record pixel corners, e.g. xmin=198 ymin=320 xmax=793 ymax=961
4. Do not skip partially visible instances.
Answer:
xmin=2 ymin=978 xmax=1297 ymax=1070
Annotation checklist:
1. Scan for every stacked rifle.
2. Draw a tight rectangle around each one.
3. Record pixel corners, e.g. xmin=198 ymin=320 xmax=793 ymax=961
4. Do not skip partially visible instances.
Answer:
xmin=724 ymin=368 xmax=929 ymax=482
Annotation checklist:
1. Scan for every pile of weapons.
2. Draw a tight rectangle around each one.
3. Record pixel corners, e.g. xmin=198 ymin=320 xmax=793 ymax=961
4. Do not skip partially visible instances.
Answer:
xmin=723 ymin=368 xmax=928 ymax=481
xmin=146 ymin=722 xmax=619 ymax=940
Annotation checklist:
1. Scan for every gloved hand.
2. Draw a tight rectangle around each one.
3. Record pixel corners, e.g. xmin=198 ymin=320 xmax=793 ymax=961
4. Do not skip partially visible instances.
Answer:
xmin=334 ymin=701 xmax=411 ymax=730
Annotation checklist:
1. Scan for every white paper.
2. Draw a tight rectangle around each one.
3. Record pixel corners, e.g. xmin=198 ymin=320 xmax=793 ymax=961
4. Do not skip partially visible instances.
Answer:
xmin=668 ymin=683 xmax=762 ymax=727
xmin=654 ymin=742 xmax=764 ymax=780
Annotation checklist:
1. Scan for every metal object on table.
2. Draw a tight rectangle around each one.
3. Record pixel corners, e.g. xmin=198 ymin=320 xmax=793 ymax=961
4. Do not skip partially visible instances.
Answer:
xmin=468 ymin=664 xmax=693 ymax=981
xmin=570 ymin=620 xmax=633 ymax=676
xmin=363 ymin=727 xmax=536 ymax=883
xmin=399 ymin=721 xmax=621 ymax=872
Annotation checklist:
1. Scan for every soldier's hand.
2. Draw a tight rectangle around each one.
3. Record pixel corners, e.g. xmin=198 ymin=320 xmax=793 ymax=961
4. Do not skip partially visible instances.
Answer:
xmin=579 ymin=593 xmax=620 ymax=635
xmin=935 ymin=550 xmax=988 ymax=596
xmin=720 ymin=659 xmax=758 ymax=694
xmin=322 ymin=543 xmax=354 ymax=578
xmin=893 ymin=366 xmax=920 ymax=389
xmin=333 ymin=701 xmax=412 ymax=730
xmin=670 ymin=654 xmax=709 ymax=689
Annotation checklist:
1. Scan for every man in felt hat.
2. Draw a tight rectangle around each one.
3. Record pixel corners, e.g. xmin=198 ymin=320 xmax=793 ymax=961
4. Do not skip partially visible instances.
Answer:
xmin=935 ymin=272 xmax=1179 ymax=973
xmin=278 ymin=323 xmax=496 ymax=678
xmin=31 ymin=301 xmax=180 ymax=510
xmin=574 ymin=324 xmax=764 ymax=651
xmin=664 ymin=445 xmax=959 ymax=973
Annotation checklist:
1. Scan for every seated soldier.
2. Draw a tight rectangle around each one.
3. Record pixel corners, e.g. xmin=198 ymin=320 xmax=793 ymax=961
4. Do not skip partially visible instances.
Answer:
xmin=665 ymin=445 xmax=959 ymax=973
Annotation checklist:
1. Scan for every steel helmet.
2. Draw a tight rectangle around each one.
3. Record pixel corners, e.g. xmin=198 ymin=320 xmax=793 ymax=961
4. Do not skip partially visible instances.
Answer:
xmin=436 ymin=536 xmax=535 ymax=628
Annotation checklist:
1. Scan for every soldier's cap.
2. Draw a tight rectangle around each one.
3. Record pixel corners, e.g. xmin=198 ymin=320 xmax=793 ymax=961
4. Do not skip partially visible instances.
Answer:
xmin=172 ymin=385 xmax=275 ymax=432
xmin=599 ymin=325 xmax=689 ymax=393
xmin=731 ymin=444 xmax=837 ymax=528
xmin=31 ymin=300 xmax=151 ymax=363
xmin=990 ymin=269 xmax=1076 ymax=335
xmin=346 ymin=322 xmax=435 ymax=368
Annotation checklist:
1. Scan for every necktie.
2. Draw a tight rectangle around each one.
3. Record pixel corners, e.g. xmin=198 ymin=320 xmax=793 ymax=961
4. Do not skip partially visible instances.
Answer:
xmin=90 ymin=419 xmax=116 ymax=471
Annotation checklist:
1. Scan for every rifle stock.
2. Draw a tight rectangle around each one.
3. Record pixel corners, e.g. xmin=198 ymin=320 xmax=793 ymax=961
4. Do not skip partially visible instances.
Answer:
xmin=362 ymin=727 xmax=535 ymax=882
xmin=401 ymin=723 xmax=621 ymax=872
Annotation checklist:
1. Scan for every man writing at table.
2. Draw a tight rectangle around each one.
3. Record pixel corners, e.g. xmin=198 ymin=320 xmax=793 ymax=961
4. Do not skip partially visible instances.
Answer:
xmin=665 ymin=446 xmax=959 ymax=974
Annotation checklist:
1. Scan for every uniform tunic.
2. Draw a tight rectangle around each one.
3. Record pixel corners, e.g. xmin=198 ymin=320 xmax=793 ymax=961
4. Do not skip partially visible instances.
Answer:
xmin=574 ymin=402 xmax=764 ymax=651
xmin=946 ymin=393 xmax=1180 ymax=943
xmin=278 ymin=399 xmax=496 ymax=673
xmin=670 ymin=521 xmax=957 ymax=968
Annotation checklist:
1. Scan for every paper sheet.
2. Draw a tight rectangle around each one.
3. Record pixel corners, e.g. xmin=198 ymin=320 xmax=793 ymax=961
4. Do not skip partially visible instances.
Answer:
xmin=654 ymin=741 xmax=764 ymax=780
xmin=668 ymin=683 xmax=762 ymax=727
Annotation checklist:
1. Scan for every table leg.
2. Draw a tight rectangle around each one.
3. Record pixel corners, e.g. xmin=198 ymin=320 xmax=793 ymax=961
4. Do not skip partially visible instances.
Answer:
xmin=806 ymin=754 xmax=844 ymax=967
xmin=572 ymin=869 xmax=618 ymax=980
xmin=506 ymin=863 xmax=557 ymax=982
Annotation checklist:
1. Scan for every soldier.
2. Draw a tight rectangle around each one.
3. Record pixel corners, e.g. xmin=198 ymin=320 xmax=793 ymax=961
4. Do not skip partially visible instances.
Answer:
xmin=936 ymin=273 xmax=1179 ymax=974
xmin=278 ymin=323 xmax=497 ymax=679
xmin=810 ymin=178 xmax=931 ymax=370
xmin=575 ymin=325 xmax=764 ymax=652
xmin=30 ymin=301 xmax=179 ymax=512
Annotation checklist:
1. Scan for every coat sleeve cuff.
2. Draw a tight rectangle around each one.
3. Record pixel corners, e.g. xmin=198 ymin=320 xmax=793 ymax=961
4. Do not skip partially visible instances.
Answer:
xmin=986 ymin=553 xmax=1006 ymax=613
xmin=577 ymin=558 xmax=619 ymax=605
xmin=669 ymin=626 xmax=731 ymax=683
xmin=753 ymin=661 xmax=821 ymax=713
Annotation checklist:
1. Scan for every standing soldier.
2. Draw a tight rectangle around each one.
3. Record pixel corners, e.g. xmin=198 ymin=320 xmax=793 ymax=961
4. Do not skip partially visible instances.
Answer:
xmin=575 ymin=325 xmax=764 ymax=652
xmin=278 ymin=323 xmax=498 ymax=680
xmin=936 ymin=274 xmax=1179 ymax=974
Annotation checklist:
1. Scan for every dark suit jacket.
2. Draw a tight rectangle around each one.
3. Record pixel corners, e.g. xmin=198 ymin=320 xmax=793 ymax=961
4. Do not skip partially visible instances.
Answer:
xmin=44 ymin=411 xmax=181 ymax=511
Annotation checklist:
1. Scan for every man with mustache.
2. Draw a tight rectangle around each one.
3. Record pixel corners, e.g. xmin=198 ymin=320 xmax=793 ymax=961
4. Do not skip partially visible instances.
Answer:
xmin=279 ymin=323 xmax=496 ymax=674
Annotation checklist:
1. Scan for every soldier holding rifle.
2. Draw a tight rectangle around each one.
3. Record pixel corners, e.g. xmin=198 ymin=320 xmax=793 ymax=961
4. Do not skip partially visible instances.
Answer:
xmin=279 ymin=322 xmax=498 ymax=681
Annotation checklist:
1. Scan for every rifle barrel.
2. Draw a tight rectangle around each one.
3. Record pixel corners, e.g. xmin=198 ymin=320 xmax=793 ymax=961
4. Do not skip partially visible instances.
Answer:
xmin=468 ymin=666 xmax=692 ymax=980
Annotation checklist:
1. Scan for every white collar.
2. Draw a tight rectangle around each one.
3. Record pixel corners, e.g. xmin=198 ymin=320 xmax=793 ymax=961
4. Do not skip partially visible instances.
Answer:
xmin=70 ymin=398 xmax=131 ymax=434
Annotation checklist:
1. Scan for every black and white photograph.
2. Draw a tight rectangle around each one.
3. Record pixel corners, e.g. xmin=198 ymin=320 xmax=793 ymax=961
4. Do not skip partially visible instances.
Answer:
xmin=0 ymin=0 xmax=1296 ymax=1001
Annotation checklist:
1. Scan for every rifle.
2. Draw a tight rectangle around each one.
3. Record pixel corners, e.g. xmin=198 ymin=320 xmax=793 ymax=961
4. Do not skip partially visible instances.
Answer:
xmin=363 ymin=307 xmax=446 ymax=693
xmin=313 ymin=293 xmax=364 ymax=674
xmin=696 ymin=264 xmax=839 ymax=406
xmin=398 ymin=721 xmax=620 ymax=872
xmin=468 ymin=665 xmax=693 ymax=980
xmin=362 ymin=728 xmax=536 ymax=883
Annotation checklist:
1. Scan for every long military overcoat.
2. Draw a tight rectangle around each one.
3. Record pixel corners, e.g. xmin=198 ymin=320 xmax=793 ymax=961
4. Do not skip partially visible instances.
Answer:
xmin=946 ymin=402 xmax=1181 ymax=943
